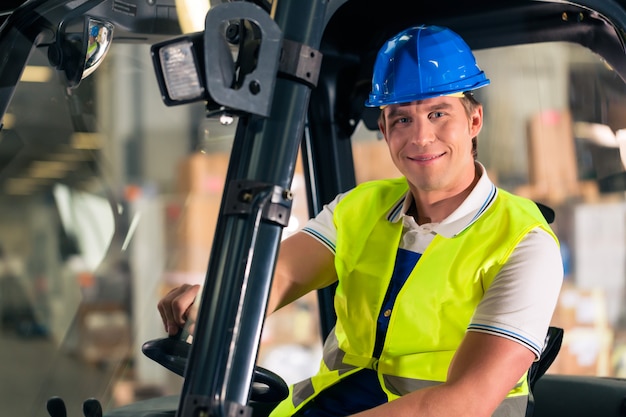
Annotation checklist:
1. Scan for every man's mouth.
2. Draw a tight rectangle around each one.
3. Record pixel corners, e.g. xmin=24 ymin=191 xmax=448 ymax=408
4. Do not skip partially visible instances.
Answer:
xmin=410 ymin=152 xmax=445 ymax=162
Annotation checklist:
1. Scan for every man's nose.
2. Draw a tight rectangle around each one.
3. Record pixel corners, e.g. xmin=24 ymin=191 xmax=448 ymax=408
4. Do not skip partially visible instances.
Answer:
xmin=410 ymin=122 xmax=435 ymax=146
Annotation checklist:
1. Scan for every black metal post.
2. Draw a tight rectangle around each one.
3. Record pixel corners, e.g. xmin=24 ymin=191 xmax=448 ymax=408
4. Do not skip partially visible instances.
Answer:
xmin=178 ymin=1 xmax=329 ymax=416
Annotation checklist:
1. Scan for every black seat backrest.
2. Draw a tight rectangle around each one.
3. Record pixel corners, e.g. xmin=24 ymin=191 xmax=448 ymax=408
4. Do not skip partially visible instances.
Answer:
xmin=525 ymin=326 xmax=564 ymax=417
xmin=528 ymin=326 xmax=564 ymax=389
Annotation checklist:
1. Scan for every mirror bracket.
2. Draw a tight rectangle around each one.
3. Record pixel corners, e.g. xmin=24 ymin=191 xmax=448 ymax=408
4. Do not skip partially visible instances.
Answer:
xmin=205 ymin=2 xmax=283 ymax=117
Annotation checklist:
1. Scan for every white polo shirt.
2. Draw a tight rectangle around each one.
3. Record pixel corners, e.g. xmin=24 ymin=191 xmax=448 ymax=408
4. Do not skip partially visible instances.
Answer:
xmin=302 ymin=163 xmax=564 ymax=359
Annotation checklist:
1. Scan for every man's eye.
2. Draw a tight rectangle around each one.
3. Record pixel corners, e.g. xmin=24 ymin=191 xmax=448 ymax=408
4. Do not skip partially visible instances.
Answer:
xmin=430 ymin=111 xmax=444 ymax=119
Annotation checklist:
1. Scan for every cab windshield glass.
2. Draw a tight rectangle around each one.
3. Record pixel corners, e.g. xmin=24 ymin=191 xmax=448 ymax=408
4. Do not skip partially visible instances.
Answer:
xmin=0 ymin=23 xmax=625 ymax=417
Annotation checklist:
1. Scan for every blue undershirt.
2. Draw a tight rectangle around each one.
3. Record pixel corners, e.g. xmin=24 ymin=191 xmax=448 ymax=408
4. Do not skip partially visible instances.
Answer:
xmin=374 ymin=248 xmax=421 ymax=357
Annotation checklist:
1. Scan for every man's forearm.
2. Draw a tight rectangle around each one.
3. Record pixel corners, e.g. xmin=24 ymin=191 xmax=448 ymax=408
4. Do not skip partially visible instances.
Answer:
xmin=351 ymin=383 xmax=494 ymax=417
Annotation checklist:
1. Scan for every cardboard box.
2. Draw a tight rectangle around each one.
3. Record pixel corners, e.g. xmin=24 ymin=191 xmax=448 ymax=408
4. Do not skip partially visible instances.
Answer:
xmin=549 ymin=282 xmax=614 ymax=376
xmin=177 ymin=152 xmax=229 ymax=195
xmin=260 ymin=293 xmax=321 ymax=349
xmin=548 ymin=327 xmax=613 ymax=377
xmin=525 ymin=110 xmax=580 ymax=204
xmin=166 ymin=153 xmax=229 ymax=273
xmin=77 ymin=303 xmax=131 ymax=365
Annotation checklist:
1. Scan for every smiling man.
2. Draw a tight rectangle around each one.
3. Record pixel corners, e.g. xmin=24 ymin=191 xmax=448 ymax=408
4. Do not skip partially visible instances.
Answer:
xmin=380 ymin=97 xmax=482 ymax=223
xmin=158 ymin=25 xmax=564 ymax=417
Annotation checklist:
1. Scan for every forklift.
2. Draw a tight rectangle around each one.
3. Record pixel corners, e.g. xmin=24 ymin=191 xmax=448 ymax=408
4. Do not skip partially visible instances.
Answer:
xmin=2 ymin=1 xmax=626 ymax=416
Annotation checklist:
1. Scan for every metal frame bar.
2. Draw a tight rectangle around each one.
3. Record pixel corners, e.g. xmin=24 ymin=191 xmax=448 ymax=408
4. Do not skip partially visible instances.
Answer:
xmin=178 ymin=1 xmax=329 ymax=416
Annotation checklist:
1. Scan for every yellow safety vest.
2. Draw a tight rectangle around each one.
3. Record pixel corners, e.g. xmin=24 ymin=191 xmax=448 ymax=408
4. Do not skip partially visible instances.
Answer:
xmin=270 ymin=178 xmax=557 ymax=417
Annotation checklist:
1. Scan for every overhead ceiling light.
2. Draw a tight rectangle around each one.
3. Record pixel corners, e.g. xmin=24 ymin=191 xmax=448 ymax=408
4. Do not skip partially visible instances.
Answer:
xmin=4 ymin=177 xmax=49 ymax=195
xmin=48 ymin=151 xmax=93 ymax=162
xmin=2 ymin=113 xmax=15 ymax=129
xmin=29 ymin=160 xmax=75 ymax=178
xmin=71 ymin=132 xmax=103 ymax=150
xmin=50 ymin=145 xmax=94 ymax=161
xmin=175 ymin=0 xmax=210 ymax=33
xmin=20 ymin=65 xmax=54 ymax=83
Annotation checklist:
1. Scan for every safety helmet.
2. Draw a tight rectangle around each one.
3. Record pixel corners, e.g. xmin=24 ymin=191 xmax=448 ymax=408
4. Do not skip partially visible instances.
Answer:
xmin=365 ymin=25 xmax=490 ymax=107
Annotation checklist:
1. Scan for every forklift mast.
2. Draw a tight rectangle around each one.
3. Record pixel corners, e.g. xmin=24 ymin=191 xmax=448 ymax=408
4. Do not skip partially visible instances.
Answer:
xmin=173 ymin=2 xmax=330 ymax=417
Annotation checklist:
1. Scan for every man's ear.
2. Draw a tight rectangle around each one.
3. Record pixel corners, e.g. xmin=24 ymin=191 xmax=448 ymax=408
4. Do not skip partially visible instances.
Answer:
xmin=470 ymin=105 xmax=483 ymax=137
xmin=378 ymin=112 xmax=388 ymax=142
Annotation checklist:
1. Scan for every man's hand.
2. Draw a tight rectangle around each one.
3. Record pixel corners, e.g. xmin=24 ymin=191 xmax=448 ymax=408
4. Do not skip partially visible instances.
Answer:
xmin=157 ymin=283 xmax=201 ymax=336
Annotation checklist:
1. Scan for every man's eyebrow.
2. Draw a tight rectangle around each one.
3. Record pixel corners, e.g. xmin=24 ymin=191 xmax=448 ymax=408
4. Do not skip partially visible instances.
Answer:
xmin=386 ymin=101 xmax=453 ymax=118
xmin=427 ymin=102 xmax=453 ymax=111
xmin=386 ymin=108 xmax=406 ymax=118
xmin=386 ymin=104 xmax=412 ymax=118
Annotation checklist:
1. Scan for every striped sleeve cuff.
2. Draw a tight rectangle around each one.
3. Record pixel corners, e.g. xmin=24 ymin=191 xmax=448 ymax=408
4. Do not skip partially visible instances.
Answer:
xmin=467 ymin=323 xmax=542 ymax=359
xmin=302 ymin=226 xmax=336 ymax=253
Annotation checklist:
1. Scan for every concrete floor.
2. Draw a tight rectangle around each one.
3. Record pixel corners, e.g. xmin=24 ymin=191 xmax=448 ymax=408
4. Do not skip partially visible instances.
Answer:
xmin=0 ymin=331 xmax=132 ymax=417
xmin=0 ymin=295 xmax=315 ymax=417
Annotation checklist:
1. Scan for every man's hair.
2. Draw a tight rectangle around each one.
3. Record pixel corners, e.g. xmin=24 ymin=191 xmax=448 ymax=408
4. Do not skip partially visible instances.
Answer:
xmin=460 ymin=93 xmax=481 ymax=159
xmin=377 ymin=93 xmax=482 ymax=159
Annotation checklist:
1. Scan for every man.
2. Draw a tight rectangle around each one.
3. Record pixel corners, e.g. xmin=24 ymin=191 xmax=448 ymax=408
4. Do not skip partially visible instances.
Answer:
xmin=158 ymin=25 xmax=563 ymax=417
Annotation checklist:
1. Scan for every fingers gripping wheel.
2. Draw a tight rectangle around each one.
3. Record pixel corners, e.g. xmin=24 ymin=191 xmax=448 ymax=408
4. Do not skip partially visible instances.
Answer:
xmin=142 ymin=337 xmax=289 ymax=403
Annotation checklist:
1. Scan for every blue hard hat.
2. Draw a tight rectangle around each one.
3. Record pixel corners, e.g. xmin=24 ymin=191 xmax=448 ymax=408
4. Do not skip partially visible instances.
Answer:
xmin=365 ymin=25 xmax=490 ymax=107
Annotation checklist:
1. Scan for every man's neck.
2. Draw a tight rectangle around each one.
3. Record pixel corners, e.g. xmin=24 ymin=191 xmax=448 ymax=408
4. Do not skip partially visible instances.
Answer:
xmin=409 ymin=164 xmax=481 ymax=225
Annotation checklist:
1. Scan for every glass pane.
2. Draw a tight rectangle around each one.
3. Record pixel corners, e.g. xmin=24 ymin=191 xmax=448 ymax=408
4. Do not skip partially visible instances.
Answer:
xmin=0 ymin=44 xmax=187 ymax=412
xmin=0 ymin=33 xmax=321 ymax=413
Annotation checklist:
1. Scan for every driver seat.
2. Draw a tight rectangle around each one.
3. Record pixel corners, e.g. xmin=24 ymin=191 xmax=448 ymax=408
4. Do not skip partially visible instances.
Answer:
xmin=525 ymin=326 xmax=564 ymax=417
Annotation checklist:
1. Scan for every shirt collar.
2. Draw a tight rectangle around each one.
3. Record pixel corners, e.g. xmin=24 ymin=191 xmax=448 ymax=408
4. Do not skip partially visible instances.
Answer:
xmin=387 ymin=162 xmax=497 ymax=238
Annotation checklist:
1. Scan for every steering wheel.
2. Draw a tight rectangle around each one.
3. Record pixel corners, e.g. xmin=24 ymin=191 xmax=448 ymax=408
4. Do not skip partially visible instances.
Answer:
xmin=141 ymin=337 xmax=289 ymax=403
